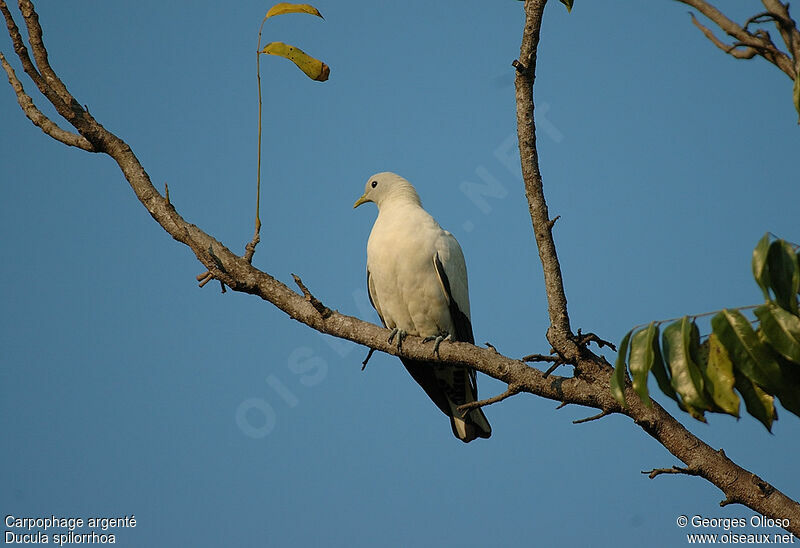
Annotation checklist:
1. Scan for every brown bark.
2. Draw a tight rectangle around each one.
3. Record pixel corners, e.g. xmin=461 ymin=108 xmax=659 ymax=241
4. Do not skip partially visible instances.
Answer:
xmin=678 ymin=0 xmax=799 ymax=79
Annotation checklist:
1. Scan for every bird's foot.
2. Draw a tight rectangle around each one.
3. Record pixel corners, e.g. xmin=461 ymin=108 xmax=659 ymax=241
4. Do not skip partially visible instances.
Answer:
xmin=423 ymin=333 xmax=452 ymax=358
xmin=387 ymin=328 xmax=407 ymax=352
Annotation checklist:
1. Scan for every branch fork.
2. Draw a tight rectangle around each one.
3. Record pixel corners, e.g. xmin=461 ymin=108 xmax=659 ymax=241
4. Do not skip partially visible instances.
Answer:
xmin=681 ymin=0 xmax=800 ymax=79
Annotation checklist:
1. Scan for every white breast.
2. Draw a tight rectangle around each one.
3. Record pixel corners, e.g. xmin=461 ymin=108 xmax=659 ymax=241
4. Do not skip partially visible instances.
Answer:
xmin=366 ymin=203 xmax=455 ymax=337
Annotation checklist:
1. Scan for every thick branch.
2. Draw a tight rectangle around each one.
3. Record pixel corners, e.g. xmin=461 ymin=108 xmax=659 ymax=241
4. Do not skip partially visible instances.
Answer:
xmin=4 ymin=0 xmax=800 ymax=535
xmin=515 ymin=0 xmax=574 ymax=356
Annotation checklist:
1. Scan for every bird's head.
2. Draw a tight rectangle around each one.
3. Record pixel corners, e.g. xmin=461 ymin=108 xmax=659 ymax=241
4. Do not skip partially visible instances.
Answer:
xmin=353 ymin=172 xmax=422 ymax=210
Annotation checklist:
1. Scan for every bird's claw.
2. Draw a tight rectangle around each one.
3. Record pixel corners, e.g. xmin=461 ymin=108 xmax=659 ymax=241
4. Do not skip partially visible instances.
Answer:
xmin=423 ymin=333 xmax=452 ymax=358
xmin=388 ymin=328 xmax=407 ymax=351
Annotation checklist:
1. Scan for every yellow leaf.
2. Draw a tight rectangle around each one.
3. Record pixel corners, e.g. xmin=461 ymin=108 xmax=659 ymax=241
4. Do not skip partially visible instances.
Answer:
xmin=260 ymin=42 xmax=330 ymax=81
xmin=265 ymin=2 xmax=323 ymax=20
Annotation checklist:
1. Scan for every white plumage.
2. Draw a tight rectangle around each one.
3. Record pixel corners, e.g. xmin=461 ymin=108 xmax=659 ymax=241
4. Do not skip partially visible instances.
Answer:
xmin=354 ymin=172 xmax=491 ymax=442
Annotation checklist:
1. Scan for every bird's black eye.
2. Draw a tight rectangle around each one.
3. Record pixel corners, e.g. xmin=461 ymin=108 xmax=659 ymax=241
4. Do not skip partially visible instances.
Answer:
xmin=371 ymin=180 xmax=378 ymax=188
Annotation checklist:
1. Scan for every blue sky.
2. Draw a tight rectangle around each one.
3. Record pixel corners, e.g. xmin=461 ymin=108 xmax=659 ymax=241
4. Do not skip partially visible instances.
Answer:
xmin=1 ymin=1 xmax=799 ymax=546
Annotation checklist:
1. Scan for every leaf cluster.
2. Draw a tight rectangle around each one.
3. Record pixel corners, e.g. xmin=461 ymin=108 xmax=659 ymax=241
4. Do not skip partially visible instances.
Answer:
xmin=612 ymin=234 xmax=800 ymax=431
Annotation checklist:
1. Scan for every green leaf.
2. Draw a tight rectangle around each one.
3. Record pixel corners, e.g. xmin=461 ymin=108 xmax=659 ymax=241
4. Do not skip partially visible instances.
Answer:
xmin=560 ymin=0 xmax=574 ymax=12
xmin=756 ymin=302 xmax=800 ymax=363
xmin=797 ymin=250 xmax=800 ymax=294
xmin=649 ymin=327 xmax=679 ymax=403
xmin=611 ymin=330 xmax=632 ymax=406
xmin=798 ymin=251 xmax=800 ymax=294
xmin=775 ymin=355 xmax=800 ymax=417
xmin=735 ymin=373 xmax=776 ymax=431
xmin=712 ymin=309 xmax=783 ymax=393
xmin=265 ymin=3 xmax=324 ymax=19
xmin=662 ymin=318 xmax=708 ymax=421
xmin=752 ymin=233 xmax=771 ymax=301
xmin=261 ymin=42 xmax=330 ymax=81
xmin=767 ymin=240 xmax=800 ymax=314
xmin=703 ymin=333 xmax=740 ymax=416
xmin=629 ymin=323 xmax=658 ymax=406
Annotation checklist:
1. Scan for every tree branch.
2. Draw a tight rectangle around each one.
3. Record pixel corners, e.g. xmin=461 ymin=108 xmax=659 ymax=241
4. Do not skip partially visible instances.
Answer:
xmin=458 ymin=384 xmax=521 ymax=413
xmin=1 ymin=0 xmax=109 ymax=146
xmin=16 ymin=0 xmax=71 ymax=103
xmin=572 ymin=410 xmax=610 ymax=424
xmin=643 ymin=465 xmax=703 ymax=480
xmin=0 ymin=51 xmax=93 ymax=150
xmin=676 ymin=0 xmax=798 ymax=79
xmin=689 ymin=13 xmax=758 ymax=59
xmin=4 ymin=0 xmax=800 ymax=535
xmin=761 ymin=0 xmax=800 ymax=65
xmin=515 ymin=0 xmax=576 ymax=359
xmin=1 ymin=0 xmax=64 ymax=111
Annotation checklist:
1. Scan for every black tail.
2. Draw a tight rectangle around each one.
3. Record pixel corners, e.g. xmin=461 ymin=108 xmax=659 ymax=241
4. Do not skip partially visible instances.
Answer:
xmin=401 ymin=358 xmax=491 ymax=443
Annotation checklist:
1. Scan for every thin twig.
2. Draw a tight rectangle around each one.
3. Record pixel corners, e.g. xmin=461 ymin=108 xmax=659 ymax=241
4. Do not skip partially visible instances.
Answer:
xmin=576 ymin=328 xmax=616 ymax=352
xmin=457 ymin=385 xmax=521 ymax=413
xmin=543 ymin=361 xmax=563 ymax=378
xmin=690 ymin=13 xmax=759 ymax=59
xmin=521 ymin=352 xmax=568 ymax=377
xmin=642 ymin=465 xmax=702 ymax=479
xmin=361 ymin=348 xmax=376 ymax=371
xmin=243 ymin=231 xmax=260 ymax=264
xmin=680 ymin=0 xmax=764 ymax=44
xmin=573 ymin=410 xmax=611 ymax=425
xmin=546 ymin=215 xmax=560 ymax=230
xmin=197 ymin=272 xmax=213 ymax=288
xmin=627 ymin=304 xmax=760 ymax=333
xmin=744 ymin=11 xmax=778 ymax=31
xmin=522 ymin=352 xmax=559 ymax=363
xmin=292 ymin=273 xmax=331 ymax=318
xmin=244 ymin=13 xmax=270 ymax=264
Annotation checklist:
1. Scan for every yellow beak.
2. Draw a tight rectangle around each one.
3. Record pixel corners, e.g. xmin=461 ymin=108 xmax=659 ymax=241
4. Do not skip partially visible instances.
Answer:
xmin=353 ymin=194 xmax=369 ymax=208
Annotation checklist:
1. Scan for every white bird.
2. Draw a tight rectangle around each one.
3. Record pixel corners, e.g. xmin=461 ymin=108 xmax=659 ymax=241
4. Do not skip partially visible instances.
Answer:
xmin=354 ymin=172 xmax=491 ymax=443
